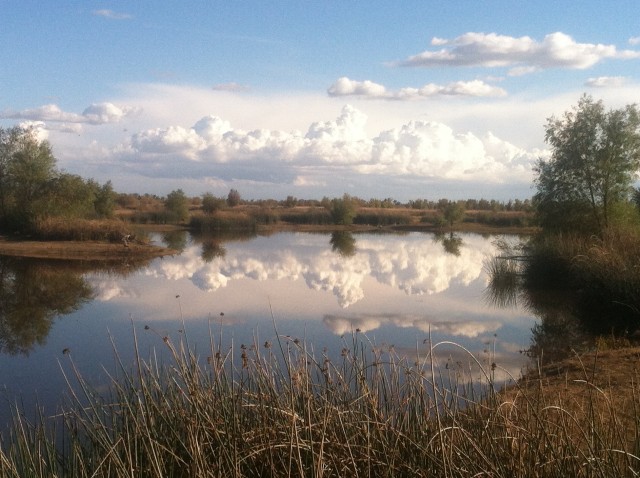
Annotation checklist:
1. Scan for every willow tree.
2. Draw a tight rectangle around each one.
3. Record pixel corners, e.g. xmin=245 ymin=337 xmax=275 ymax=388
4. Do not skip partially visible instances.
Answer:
xmin=534 ymin=95 xmax=640 ymax=234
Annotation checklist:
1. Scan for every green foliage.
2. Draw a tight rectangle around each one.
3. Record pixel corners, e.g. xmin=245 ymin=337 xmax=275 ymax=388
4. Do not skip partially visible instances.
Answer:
xmin=535 ymin=95 xmax=640 ymax=234
xmin=40 ymin=173 xmax=97 ymax=219
xmin=164 ymin=189 xmax=189 ymax=223
xmin=201 ymin=192 xmax=226 ymax=214
xmin=0 ymin=126 xmax=116 ymax=231
xmin=92 ymin=180 xmax=115 ymax=218
xmin=441 ymin=200 xmax=466 ymax=228
xmin=327 ymin=193 xmax=357 ymax=225
xmin=227 ymin=188 xmax=241 ymax=207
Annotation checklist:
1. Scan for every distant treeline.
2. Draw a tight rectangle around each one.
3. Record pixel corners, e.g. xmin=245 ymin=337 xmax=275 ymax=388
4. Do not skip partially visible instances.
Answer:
xmin=114 ymin=191 xmax=534 ymax=214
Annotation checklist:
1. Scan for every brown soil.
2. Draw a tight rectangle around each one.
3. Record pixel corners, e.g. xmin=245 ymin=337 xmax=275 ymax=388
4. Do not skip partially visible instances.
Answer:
xmin=0 ymin=238 xmax=178 ymax=261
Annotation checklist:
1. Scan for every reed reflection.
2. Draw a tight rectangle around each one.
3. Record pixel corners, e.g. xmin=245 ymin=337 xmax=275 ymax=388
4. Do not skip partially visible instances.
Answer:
xmin=484 ymin=240 xmax=612 ymax=363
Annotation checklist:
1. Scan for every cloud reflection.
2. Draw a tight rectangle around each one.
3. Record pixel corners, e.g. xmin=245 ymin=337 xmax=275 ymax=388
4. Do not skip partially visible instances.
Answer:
xmin=118 ymin=233 xmax=495 ymax=309
xmin=323 ymin=313 xmax=502 ymax=338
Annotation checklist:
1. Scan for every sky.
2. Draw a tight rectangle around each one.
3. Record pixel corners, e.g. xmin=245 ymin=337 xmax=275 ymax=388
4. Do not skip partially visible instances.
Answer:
xmin=2 ymin=1 xmax=640 ymax=201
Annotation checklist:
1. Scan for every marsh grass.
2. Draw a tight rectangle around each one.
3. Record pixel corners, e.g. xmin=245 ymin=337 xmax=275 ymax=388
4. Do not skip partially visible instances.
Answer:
xmin=1 ymin=327 xmax=639 ymax=477
xmin=31 ymin=218 xmax=132 ymax=242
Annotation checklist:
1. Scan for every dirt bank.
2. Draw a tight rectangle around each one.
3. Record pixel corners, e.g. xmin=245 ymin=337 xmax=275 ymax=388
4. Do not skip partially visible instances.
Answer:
xmin=0 ymin=237 xmax=177 ymax=261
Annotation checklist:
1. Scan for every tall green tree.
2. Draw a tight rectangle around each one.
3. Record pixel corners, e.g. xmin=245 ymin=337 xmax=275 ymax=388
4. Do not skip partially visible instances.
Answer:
xmin=0 ymin=127 xmax=57 ymax=228
xmin=164 ymin=189 xmax=189 ymax=223
xmin=0 ymin=126 xmax=23 ymax=218
xmin=92 ymin=180 xmax=116 ymax=218
xmin=440 ymin=201 xmax=466 ymax=229
xmin=227 ymin=188 xmax=241 ymax=207
xmin=327 ymin=193 xmax=357 ymax=225
xmin=534 ymin=95 xmax=640 ymax=234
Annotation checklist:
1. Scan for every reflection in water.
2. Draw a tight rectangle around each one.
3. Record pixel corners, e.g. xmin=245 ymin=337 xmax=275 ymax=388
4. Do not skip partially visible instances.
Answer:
xmin=484 ymin=240 xmax=618 ymax=363
xmin=0 ymin=257 xmax=95 ymax=355
xmin=0 ymin=256 xmax=153 ymax=356
xmin=200 ymin=240 xmax=226 ymax=263
xmin=161 ymin=230 xmax=189 ymax=252
xmin=330 ymin=231 xmax=356 ymax=257
xmin=323 ymin=313 xmax=502 ymax=338
xmin=0 ymin=232 xmax=534 ymax=427
xmin=435 ymin=232 xmax=464 ymax=256
xmin=140 ymin=232 xmax=497 ymax=309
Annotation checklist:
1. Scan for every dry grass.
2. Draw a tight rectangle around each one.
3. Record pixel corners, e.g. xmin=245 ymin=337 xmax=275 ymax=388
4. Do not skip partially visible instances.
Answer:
xmin=0 ymin=327 xmax=639 ymax=477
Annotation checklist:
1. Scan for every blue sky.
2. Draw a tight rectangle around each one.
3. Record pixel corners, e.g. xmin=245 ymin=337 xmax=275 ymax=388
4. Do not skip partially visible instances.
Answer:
xmin=2 ymin=1 xmax=640 ymax=200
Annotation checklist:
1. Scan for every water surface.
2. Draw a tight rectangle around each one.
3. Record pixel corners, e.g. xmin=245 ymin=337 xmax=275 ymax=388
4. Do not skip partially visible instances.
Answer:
xmin=0 ymin=231 xmax=535 ymax=425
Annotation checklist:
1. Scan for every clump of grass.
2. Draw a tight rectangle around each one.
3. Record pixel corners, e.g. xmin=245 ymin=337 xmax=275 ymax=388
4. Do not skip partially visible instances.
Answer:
xmin=525 ymin=229 xmax=640 ymax=334
xmin=1 ymin=328 xmax=639 ymax=477
xmin=31 ymin=218 xmax=133 ymax=242
xmin=353 ymin=210 xmax=413 ymax=226
xmin=189 ymin=212 xmax=258 ymax=233
xmin=278 ymin=208 xmax=332 ymax=225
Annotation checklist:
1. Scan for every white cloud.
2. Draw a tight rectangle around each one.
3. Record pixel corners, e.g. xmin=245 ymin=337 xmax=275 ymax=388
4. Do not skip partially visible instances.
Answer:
xmin=398 ymin=32 xmax=640 ymax=74
xmin=18 ymin=121 xmax=48 ymax=141
xmin=585 ymin=76 xmax=629 ymax=88
xmin=115 ymin=104 xmax=536 ymax=185
xmin=630 ymin=37 xmax=640 ymax=46
xmin=1 ymin=102 xmax=141 ymax=126
xmin=130 ymin=126 xmax=207 ymax=159
xmin=82 ymin=103 xmax=142 ymax=124
xmin=92 ymin=9 xmax=132 ymax=20
xmin=328 ymin=77 xmax=388 ymax=98
xmin=328 ymin=77 xmax=506 ymax=99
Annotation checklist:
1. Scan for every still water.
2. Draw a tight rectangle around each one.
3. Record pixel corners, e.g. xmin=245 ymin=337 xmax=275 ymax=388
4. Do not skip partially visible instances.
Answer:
xmin=0 ymin=231 xmax=535 ymax=425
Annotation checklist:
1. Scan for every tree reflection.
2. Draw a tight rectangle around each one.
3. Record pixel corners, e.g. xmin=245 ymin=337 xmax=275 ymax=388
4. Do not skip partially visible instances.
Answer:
xmin=201 ymin=240 xmax=226 ymax=263
xmin=435 ymin=232 xmax=463 ymax=256
xmin=161 ymin=230 xmax=189 ymax=252
xmin=485 ymin=242 xmax=608 ymax=364
xmin=330 ymin=231 xmax=356 ymax=257
xmin=0 ymin=257 xmax=94 ymax=355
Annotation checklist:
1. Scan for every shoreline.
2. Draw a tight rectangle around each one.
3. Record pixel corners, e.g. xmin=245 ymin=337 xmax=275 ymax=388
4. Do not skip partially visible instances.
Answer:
xmin=0 ymin=222 xmax=537 ymax=260
xmin=0 ymin=237 xmax=178 ymax=261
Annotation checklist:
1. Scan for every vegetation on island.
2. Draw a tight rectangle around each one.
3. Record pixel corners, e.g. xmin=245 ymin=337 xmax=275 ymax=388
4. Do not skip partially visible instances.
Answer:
xmin=3 ymin=95 xmax=640 ymax=475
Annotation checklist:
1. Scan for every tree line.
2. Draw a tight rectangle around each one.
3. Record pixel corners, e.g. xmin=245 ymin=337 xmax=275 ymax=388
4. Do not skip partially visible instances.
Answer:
xmin=3 ymin=93 xmax=639 ymax=237
xmin=0 ymin=126 xmax=115 ymax=233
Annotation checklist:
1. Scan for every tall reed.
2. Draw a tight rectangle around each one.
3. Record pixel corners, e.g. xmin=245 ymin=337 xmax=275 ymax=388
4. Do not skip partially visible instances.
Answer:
xmin=0 ymin=327 xmax=638 ymax=477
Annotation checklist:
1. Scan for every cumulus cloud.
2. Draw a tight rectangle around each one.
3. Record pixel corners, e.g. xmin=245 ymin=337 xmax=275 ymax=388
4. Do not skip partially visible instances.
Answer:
xmin=585 ymin=76 xmax=629 ymax=88
xmin=92 ymin=9 xmax=132 ymax=20
xmin=397 ymin=32 xmax=640 ymax=75
xmin=328 ymin=77 xmax=388 ymax=98
xmin=116 ymin=104 xmax=537 ymax=185
xmin=1 ymin=102 xmax=141 ymax=127
xmin=630 ymin=37 xmax=640 ymax=46
xmin=328 ymin=77 xmax=506 ymax=99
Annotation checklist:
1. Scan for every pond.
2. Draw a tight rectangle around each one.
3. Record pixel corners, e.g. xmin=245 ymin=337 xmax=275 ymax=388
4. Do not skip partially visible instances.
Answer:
xmin=0 ymin=230 xmax=536 ymax=426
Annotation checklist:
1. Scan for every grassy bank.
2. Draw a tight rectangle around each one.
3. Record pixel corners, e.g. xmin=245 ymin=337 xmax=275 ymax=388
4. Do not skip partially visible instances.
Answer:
xmin=184 ymin=206 xmax=537 ymax=235
xmin=1 ymin=329 xmax=638 ymax=477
